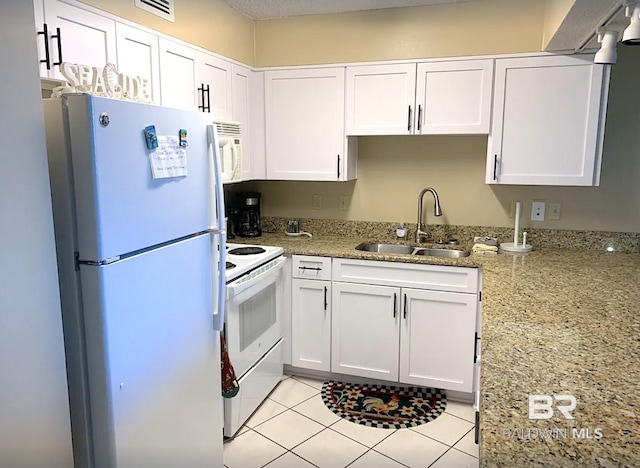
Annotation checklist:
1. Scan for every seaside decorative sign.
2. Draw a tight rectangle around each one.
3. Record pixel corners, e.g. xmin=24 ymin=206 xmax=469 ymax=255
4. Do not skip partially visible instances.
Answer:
xmin=51 ymin=62 xmax=152 ymax=103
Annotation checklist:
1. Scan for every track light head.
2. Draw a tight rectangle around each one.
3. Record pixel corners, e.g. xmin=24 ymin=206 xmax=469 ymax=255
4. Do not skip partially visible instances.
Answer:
xmin=623 ymin=3 xmax=640 ymax=45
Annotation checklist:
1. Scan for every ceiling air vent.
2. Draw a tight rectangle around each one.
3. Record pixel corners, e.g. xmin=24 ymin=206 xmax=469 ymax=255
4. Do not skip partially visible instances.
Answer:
xmin=135 ymin=0 xmax=174 ymax=22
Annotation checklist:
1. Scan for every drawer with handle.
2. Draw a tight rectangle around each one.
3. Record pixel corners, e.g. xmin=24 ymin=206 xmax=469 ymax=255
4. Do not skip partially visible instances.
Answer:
xmin=292 ymin=255 xmax=332 ymax=281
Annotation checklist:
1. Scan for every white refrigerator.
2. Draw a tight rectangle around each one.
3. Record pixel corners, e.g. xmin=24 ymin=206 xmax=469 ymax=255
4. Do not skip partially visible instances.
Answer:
xmin=43 ymin=94 xmax=226 ymax=468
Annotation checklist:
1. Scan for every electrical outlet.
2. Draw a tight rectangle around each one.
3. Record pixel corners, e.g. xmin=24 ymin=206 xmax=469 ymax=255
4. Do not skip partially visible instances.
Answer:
xmin=339 ymin=196 xmax=348 ymax=211
xmin=312 ymin=194 xmax=323 ymax=210
xmin=548 ymin=203 xmax=561 ymax=220
xmin=531 ymin=201 xmax=546 ymax=221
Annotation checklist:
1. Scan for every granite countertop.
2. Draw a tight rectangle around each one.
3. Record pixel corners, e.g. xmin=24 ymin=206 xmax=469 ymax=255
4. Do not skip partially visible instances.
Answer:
xmin=233 ymin=233 xmax=640 ymax=467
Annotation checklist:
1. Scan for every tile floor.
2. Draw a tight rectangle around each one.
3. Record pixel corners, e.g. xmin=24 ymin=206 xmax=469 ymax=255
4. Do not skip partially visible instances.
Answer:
xmin=223 ymin=375 xmax=479 ymax=468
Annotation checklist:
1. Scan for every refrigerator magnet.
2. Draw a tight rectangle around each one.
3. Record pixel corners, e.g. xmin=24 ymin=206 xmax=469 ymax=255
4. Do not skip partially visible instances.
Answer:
xmin=179 ymin=129 xmax=188 ymax=147
xmin=144 ymin=125 xmax=158 ymax=150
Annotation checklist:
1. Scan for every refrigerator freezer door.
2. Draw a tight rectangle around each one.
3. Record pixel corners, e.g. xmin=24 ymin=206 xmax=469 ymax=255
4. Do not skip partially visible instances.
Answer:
xmin=78 ymin=234 xmax=222 ymax=468
xmin=64 ymin=94 xmax=220 ymax=261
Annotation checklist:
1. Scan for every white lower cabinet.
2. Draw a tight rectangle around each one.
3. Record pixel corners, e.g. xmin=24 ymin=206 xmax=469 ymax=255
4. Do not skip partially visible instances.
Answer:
xmin=291 ymin=279 xmax=332 ymax=371
xmin=331 ymin=282 xmax=400 ymax=381
xmin=290 ymin=256 xmax=333 ymax=371
xmin=330 ymin=258 xmax=480 ymax=393
xmin=399 ymin=288 xmax=477 ymax=392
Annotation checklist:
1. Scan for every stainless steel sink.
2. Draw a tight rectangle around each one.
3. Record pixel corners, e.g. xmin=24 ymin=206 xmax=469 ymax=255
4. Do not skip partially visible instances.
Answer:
xmin=354 ymin=243 xmax=415 ymax=255
xmin=413 ymin=248 xmax=470 ymax=258
xmin=355 ymin=243 xmax=470 ymax=258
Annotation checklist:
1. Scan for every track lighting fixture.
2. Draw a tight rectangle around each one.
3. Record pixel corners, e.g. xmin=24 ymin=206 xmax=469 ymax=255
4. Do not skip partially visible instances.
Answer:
xmin=623 ymin=2 xmax=640 ymax=45
xmin=594 ymin=30 xmax=619 ymax=64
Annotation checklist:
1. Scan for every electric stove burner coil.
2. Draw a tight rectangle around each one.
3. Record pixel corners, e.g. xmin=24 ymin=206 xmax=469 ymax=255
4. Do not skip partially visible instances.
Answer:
xmin=228 ymin=247 xmax=266 ymax=256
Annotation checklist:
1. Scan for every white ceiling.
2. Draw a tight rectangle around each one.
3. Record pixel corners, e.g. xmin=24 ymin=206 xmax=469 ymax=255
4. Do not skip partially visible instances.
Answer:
xmin=222 ymin=0 xmax=474 ymax=20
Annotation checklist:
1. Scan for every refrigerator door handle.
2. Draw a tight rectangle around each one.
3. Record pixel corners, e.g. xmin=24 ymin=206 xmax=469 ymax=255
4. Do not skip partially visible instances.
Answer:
xmin=207 ymin=125 xmax=227 ymax=331
xmin=211 ymin=230 xmax=226 ymax=331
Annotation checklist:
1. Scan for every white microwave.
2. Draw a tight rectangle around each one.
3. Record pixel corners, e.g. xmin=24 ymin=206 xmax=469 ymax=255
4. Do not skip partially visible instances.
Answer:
xmin=214 ymin=120 xmax=242 ymax=183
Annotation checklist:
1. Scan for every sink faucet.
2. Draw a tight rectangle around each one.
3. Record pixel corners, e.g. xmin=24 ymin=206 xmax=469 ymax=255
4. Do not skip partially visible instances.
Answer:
xmin=416 ymin=187 xmax=442 ymax=242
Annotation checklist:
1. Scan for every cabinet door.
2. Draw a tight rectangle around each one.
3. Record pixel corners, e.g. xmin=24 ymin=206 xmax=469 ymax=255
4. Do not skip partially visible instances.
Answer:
xmin=44 ymin=0 xmax=117 ymax=81
xmin=345 ymin=64 xmax=417 ymax=135
xmin=158 ymin=38 xmax=199 ymax=110
xmin=248 ymin=71 xmax=267 ymax=180
xmin=115 ymin=23 xmax=160 ymax=104
xmin=265 ymin=68 xmax=345 ymax=181
xmin=200 ymin=52 xmax=233 ymax=120
xmin=415 ymin=60 xmax=493 ymax=134
xmin=232 ymin=64 xmax=252 ymax=180
xmin=487 ymin=55 xmax=608 ymax=186
xmin=399 ymin=288 xmax=477 ymax=392
xmin=291 ymin=279 xmax=331 ymax=371
xmin=331 ymin=282 xmax=400 ymax=381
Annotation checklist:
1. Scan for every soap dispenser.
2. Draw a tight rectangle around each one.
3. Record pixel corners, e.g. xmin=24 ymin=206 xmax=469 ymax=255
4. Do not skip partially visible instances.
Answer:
xmin=396 ymin=219 xmax=406 ymax=240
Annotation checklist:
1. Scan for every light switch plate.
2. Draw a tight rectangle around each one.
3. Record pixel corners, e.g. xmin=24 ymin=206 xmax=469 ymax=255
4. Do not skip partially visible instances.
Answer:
xmin=312 ymin=194 xmax=322 ymax=210
xmin=531 ymin=201 xmax=546 ymax=221
xmin=548 ymin=203 xmax=561 ymax=220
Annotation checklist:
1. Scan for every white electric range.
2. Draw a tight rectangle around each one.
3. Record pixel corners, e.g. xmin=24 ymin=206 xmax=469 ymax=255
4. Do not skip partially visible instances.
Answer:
xmin=223 ymin=242 xmax=285 ymax=437
xmin=225 ymin=243 xmax=284 ymax=283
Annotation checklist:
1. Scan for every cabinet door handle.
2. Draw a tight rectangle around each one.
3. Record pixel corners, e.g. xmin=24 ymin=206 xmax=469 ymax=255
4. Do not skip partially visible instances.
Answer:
xmin=37 ymin=23 xmax=51 ymax=70
xmin=52 ymin=27 xmax=63 ymax=66
xmin=393 ymin=293 xmax=397 ymax=318
xmin=493 ymin=154 xmax=498 ymax=181
xmin=417 ymin=105 xmax=422 ymax=132
xmin=205 ymin=84 xmax=211 ymax=113
xmin=403 ymin=294 xmax=408 ymax=319
xmin=198 ymin=84 xmax=210 ymax=112
xmin=473 ymin=332 xmax=480 ymax=363
xmin=198 ymin=84 xmax=205 ymax=112
xmin=324 ymin=286 xmax=328 ymax=311
xmin=407 ymin=106 xmax=412 ymax=132
xmin=337 ymin=155 xmax=341 ymax=179
xmin=298 ymin=266 xmax=321 ymax=271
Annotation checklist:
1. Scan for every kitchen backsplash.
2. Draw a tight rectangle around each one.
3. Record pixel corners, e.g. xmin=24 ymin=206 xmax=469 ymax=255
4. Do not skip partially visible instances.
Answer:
xmin=261 ymin=217 xmax=640 ymax=253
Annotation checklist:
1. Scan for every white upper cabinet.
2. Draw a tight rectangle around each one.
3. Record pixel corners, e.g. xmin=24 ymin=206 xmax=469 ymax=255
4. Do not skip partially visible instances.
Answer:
xmin=248 ymin=71 xmax=267 ymax=180
xmin=115 ymin=23 xmax=160 ymax=104
xmin=199 ymin=52 xmax=233 ymax=120
xmin=37 ymin=0 xmax=117 ymax=81
xmin=415 ymin=60 xmax=493 ymax=134
xmin=345 ymin=61 xmax=493 ymax=136
xmin=487 ymin=55 xmax=609 ymax=186
xmin=265 ymin=68 xmax=349 ymax=181
xmin=345 ymin=64 xmax=417 ymax=135
xmin=158 ymin=38 xmax=199 ymax=110
xmin=231 ymin=64 xmax=252 ymax=180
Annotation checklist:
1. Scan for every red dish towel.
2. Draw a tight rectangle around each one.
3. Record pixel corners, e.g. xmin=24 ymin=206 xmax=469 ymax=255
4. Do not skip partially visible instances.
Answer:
xmin=220 ymin=334 xmax=239 ymax=398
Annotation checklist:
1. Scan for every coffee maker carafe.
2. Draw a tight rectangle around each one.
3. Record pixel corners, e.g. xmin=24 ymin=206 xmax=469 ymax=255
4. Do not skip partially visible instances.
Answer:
xmin=237 ymin=192 xmax=261 ymax=237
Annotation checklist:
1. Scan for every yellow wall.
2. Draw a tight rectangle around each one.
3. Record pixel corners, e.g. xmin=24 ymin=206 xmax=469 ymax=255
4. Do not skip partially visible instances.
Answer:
xmin=255 ymin=0 xmax=546 ymax=67
xmin=241 ymin=47 xmax=640 ymax=233
xmin=78 ymin=0 xmax=255 ymax=64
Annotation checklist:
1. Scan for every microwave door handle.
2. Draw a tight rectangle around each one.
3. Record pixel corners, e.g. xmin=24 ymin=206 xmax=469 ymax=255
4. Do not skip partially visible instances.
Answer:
xmin=207 ymin=125 xmax=227 ymax=331
xmin=228 ymin=137 xmax=239 ymax=180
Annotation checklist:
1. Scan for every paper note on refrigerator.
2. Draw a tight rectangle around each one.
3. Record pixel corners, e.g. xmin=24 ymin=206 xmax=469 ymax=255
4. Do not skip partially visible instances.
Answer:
xmin=149 ymin=136 xmax=188 ymax=179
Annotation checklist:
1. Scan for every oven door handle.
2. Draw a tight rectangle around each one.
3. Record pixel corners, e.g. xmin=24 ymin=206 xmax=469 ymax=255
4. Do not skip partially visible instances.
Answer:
xmin=226 ymin=256 xmax=287 ymax=298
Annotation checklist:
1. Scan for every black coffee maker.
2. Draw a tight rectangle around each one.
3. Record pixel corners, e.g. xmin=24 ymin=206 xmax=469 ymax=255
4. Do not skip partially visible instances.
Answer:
xmin=237 ymin=192 xmax=261 ymax=237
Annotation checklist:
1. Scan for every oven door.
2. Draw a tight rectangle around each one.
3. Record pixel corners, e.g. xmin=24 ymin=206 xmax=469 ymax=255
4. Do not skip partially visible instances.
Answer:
xmin=225 ymin=256 xmax=285 ymax=378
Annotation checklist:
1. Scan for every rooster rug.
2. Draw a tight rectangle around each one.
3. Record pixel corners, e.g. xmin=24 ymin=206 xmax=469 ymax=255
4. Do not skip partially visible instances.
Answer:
xmin=321 ymin=381 xmax=446 ymax=429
